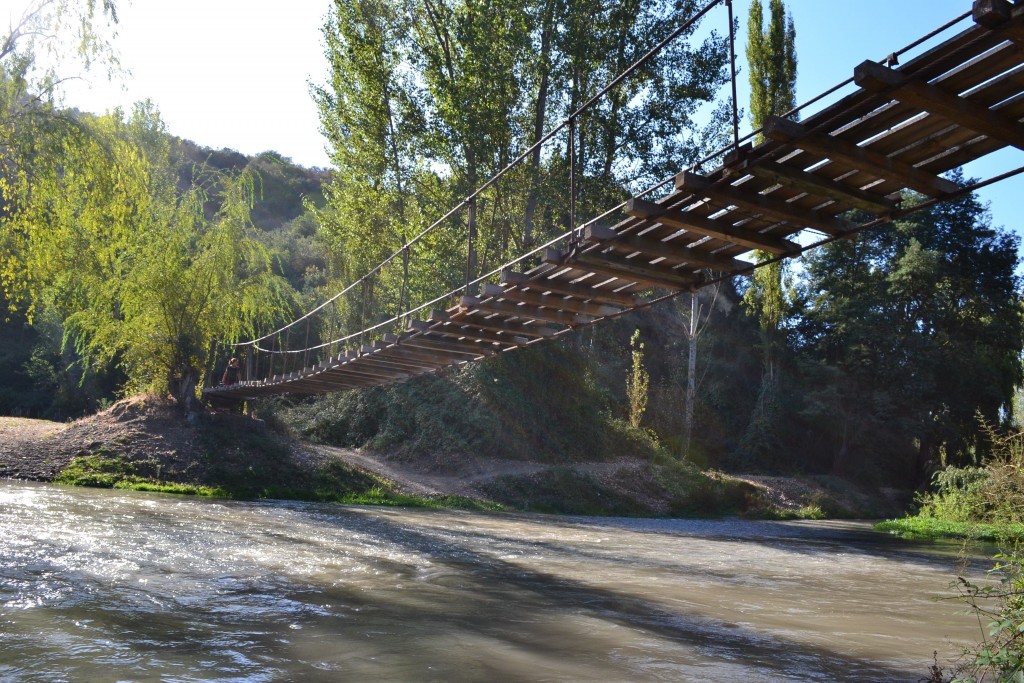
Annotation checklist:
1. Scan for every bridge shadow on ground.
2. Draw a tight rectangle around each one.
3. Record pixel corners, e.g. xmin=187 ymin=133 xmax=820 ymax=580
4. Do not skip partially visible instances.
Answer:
xmin=289 ymin=506 xmax=953 ymax=682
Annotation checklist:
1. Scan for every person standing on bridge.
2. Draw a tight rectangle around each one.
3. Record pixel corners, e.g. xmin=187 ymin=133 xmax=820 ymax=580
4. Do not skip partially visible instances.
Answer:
xmin=222 ymin=358 xmax=241 ymax=385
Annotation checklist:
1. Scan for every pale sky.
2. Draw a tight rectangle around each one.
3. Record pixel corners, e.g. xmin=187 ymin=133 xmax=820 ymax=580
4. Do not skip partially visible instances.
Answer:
xmin=1 ymin=0 xmax=1021 ymax=235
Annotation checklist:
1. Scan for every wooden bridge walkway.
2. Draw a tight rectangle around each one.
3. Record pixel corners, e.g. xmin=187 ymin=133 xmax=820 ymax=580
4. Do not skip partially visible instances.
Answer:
xmin=206 ymin=0 xmax=1024 ymax=401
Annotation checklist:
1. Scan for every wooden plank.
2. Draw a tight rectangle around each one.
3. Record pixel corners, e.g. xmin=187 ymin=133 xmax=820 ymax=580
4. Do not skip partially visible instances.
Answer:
xmin=626 ymin=198 xmax=801 ymax=255
xmin=452 ymin=307 xmax=559 ymax=337
xmin=762 ymin=116 xmax=959 ymax=197
xmin=374 ymin=339 xmax=477 ymax=365
xmin=481 ymin=283 xmax=622 ymax=318
xmin=409 ymin=319 xmax=527 ymax=347
xmin=675 ymin=170 xmax=857 ymax=236
xmin=386 ymin=333 xmax=497 ymax=357
xmin=744 ymin=159 xmax=899 ymax=215
xmin=462 ymin=295 xmax=593 ymax=326
xmin=854 ymin=59 xmax=1024 ymax=150
xmin=357 ymin=349 xmax=450 ymax=371
xmin=501 ymin=270 xmax=650 ymax=307
xmin=544 ymin=248 xmax=697 ymax=291
xmin=584 ymin=224 xmax=748 ymax=273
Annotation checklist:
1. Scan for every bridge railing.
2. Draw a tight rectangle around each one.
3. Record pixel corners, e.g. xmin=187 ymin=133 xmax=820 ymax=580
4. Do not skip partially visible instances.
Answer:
xmin=210 ymin=1 xmax=986 ymax=392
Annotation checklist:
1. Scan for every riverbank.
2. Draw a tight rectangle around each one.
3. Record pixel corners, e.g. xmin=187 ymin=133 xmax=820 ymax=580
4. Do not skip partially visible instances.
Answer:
xmin=0 ymin=396 xmax=910 ymax=517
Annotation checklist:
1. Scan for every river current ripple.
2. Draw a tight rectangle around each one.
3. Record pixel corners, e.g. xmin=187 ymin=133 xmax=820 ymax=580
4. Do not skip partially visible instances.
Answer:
xmin=0 ymin=480 xmax=985 ymax=682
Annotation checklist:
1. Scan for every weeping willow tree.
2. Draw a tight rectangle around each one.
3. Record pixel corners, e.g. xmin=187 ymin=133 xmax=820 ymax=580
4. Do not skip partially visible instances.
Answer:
xmin=0 ymin=101 xmax=293 ymax=413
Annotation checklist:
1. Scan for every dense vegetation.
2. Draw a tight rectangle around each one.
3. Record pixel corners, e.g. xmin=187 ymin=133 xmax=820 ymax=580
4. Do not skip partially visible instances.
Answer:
xmin=0 ymin=0 xmax=1021 ymax=500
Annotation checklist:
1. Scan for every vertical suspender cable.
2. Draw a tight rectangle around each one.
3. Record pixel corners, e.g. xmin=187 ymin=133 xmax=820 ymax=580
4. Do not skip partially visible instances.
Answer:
xmin=328 ymin=298 xmax=338 ymax=360
xmin=303 ymin=319 xmax=311 ymax=370
xmin=726 ymin=0 xmax=740 ymax=151
xmin=358 ymin=278 xmax=368 ymax=350
xmin=569 ymin=117 xmax=577 ymax=246
xmin=465 ymin=198 xmax=477 ymax=294
xmin=401 ymin=244 xmax=410 ymax=329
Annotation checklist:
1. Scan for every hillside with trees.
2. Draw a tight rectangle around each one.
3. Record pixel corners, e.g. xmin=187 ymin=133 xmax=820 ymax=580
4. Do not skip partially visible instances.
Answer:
xmin=0 ymin=0 xmax=1021 ymax=513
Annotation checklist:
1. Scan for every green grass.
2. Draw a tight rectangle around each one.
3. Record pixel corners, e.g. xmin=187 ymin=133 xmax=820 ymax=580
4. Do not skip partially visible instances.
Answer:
xmin=114 ymin=480 xmax=230 ymax=497
xmin=875 ymin=516 xmax=1024 ymax=542
xmin=54 ymin=454 xmax=137 ymax=488
xmin=54 ymin=451 xmax=500 ymax=511
xmin=753 ymin=503 xmax=828 ymax=520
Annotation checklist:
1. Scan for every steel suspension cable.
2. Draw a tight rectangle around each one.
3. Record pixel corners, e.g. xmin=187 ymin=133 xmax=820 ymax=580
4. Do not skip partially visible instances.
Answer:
xmin=233 ymin=0 xmax=727 ymax=348
xmin=239 ymin=3 xmax=977 ymax=359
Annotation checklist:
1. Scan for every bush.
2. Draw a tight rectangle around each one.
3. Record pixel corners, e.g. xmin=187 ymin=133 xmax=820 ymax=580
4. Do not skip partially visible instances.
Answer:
xmin=912 ymin=428 xmax=1024 ymax=530
xmin=940 ymin=549 xmax=1024 ymax=682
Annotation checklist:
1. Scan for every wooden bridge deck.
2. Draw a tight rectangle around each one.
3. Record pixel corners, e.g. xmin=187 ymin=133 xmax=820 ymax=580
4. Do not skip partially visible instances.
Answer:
xmin=206 ymin=0 xmax=1024 ymax=401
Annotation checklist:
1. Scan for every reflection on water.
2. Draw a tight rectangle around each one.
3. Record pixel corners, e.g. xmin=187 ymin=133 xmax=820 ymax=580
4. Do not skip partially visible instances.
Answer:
xmin=0 ymin=480 xmax=983 ymax=682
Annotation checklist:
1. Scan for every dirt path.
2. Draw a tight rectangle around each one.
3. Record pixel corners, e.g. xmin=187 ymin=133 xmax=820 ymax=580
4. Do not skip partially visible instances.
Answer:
xmin=0 ymin=408 xmax=908 ymax=518
xmin=318 ymin=445 xmax=652 ymax=503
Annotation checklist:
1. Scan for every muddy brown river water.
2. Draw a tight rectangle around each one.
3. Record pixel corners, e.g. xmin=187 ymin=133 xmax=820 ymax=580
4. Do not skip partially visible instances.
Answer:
xmin=0 ymin=480 xmax=989 ymax=681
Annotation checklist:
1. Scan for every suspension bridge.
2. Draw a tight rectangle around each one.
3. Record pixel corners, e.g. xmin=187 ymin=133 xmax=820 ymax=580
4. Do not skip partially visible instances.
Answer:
xmin=205 ymin=0 xmax=1024 ymax=402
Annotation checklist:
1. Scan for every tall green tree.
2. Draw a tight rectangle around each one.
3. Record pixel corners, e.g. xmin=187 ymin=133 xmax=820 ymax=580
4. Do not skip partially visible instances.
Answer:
xmin=745 ymin=0 xmax=795 ymax=136
xmin=796 ymin=178 xmax=1024 ymax=481
xmin=0 ymin=100 xmax=292 ymax=413
xmin=741 ymin=0 xmax=796 ymax=459
xmin=313 ymin=0 xmax=731 ymax=344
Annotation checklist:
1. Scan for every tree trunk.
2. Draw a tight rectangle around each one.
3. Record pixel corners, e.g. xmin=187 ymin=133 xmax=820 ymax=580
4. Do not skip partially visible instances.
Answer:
xmin=683 ymin=292 xmax=698 ymax=459
xmin=170 ymin=365 xmax=201 ymax=418
xmin=522 ymin=0 xmax=556 ymax=248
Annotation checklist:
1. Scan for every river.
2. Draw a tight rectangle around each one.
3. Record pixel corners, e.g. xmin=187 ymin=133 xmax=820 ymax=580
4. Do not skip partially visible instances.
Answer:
xmin=0 ymin=480 xmax=988 ymax=682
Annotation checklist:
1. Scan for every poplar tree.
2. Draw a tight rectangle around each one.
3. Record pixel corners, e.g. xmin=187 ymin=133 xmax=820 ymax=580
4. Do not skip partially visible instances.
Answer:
xmin=313 ymin=0 xmax=730 ymax=337
xmin=741 ymin=0 xmax=796 ymax=458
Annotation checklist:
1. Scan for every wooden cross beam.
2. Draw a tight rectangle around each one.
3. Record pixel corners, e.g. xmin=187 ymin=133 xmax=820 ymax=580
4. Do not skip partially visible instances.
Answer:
xmin=854 ymin=59 xmax=1024 ymax=150
xmin=481 ymin=283 xmax=622 ymax=318
xmin=452 ymin=306 xmax=558 ymax=337
xmin=973 ymin=0 xmax=1024 ymax=47
xmin=626 ymin=198 xmax=801 ymax=255
xmin=409 ymin=319 xmax=528 ymax=347
xmin=743 ymin=160 xmax=899 ymax=215
xmin=462 ymin=295 xmax=593 ymax=326
xmin=501 ymin=270 xmax=651 ymax=307
xmin=584 ymin=224 xmax=749 ymax=273
xmin=675 ymin=170 xmax=857 ymax=237
xmin=384 ymin=332 xmax=497 ymax=357
xmin=762 ymin=116 xmax=959 ymax=197
xmin=544 ymin=248 xmax=699 ymax=291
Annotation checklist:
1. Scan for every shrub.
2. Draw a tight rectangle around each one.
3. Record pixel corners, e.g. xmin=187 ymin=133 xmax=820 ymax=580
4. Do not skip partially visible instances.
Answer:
xmin=944 ymin=549 xmax=1024 ymax=683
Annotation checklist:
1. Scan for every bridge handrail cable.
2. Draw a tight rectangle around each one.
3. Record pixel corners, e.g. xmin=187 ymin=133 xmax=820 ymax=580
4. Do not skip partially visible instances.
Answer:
xmin=237 ymin=2 xmax=974 ymax=356
xmin=234 ymin=0 xmax=728 ymax=348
